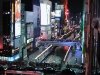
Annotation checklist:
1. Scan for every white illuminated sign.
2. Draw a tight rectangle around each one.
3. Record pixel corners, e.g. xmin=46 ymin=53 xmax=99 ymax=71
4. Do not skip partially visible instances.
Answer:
xmin=51 ymin=12 xmax=55 ymax=18
xmin=15 ymin=0 xmax=21 ymax=37
xmin=55 ymin=10 xmax=61 ymax=17
xmin=41 ymin=3 xmax=47 ymax=25
xmin=15 ymin=22 xmax=21 ymax=37
xmin=40 ymin=3 xmax=51 ymax=25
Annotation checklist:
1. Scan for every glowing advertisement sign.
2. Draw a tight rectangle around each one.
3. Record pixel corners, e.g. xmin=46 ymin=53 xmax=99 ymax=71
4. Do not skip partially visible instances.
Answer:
xmin=40 ymin=4 xmax=50 ymax=25
xmin=0 ymin=36 xmax=3 ymax=49
xmin=55 ymin=10 xmax=61 ymax=17
xmin=47 ymin=5 xmax=50 ymax=25
xmin=15 ymin=0 xmax=21 ymax=38
xmin=55 ymin=18 xmax=60 ymax=20
xmin=41 ymin=4 xmax=47 ymax=25
xmin=0 ymin=54 xmax=19 ymax=61
xmin=8 ymin=54 xmax=20 ymax=61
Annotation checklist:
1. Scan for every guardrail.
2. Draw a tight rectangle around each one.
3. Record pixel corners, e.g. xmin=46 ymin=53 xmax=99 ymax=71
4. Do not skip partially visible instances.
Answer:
xmin=34 ymin=45 xmax=53 ymax=62
xmin=63 ymin=46 xmax=71 ymax=62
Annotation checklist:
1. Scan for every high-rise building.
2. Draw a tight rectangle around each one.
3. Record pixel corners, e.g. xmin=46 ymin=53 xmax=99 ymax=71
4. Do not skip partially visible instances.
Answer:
xmin=0 ymin=0 xmax=21 ymax=61
xmin=0 ymin=0 xmax=41 ymax=61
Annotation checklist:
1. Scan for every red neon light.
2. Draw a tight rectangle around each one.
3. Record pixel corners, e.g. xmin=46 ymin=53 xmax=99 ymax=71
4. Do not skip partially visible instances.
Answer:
xmin=0 ymin=36 xmax=3 ymax=49
xmin=64 ymin=46 xmax=69 ymax=51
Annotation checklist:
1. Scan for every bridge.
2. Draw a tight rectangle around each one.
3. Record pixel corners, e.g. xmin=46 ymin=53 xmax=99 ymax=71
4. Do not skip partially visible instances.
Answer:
xmin=39 ymin=30 xmax=81 ymax=46
xmin=40 ymin=40 xmax=81 ymax=46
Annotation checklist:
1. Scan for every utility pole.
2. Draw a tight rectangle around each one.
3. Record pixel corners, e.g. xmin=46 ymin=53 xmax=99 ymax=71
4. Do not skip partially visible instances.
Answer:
xmin=87 ymin=0 xmax=94 ymax=75
xmin=84 ymin=0 xmax=94 ymax=75
xmin=84 ymin=0 xmax=90 ymax=75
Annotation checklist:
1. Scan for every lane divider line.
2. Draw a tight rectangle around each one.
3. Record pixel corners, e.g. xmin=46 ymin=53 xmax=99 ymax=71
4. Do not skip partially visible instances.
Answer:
xmin=63 ymin=46 xmax=71 ymax=62
xmin=35 ymin=45 xmax=52 ymax=60
xmin=63 ymin=30 xmax=81 ymax=62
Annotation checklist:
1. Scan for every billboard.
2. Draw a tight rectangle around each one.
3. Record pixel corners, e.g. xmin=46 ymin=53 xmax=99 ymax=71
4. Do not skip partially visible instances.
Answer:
xmin=40 ymin=3 xmax=47 ymax=25
xmin=51 ymin=12 xmax=55 ymax=18
xmin=15 ymin=0 xmax=21 ymax=38
xmin=26 ymin=23 xmax=33 ymax=43
xmin=55 ymin=10 xmax=61 ymax=17
xmin=55 ymin=17 xmax=60 ymax=20
xmin=40 ymin=4 xmax=50 ymax=25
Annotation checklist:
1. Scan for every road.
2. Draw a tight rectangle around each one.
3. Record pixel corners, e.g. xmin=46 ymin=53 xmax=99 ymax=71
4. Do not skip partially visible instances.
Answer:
xmin=65 ymin=50 xmax=82 ymax=65
xmin=41 ymin=32 xmax=83 ymax=72
xmin=28 ymin=44 xmax=50 ymax=62
xmin=43 ymin=55 xmax=62 ymax=64
xmin=42 ymin=33 xmax=75 ymax=64
xmin=64 ymin=50 xmax=82 ymax=73
xmin=28 ymin=31 xmax=75 ymax=62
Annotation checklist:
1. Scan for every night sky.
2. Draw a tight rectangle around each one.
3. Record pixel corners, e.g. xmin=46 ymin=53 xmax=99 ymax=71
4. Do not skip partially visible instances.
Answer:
xmin=50 ymin=0 xmax=83 ymax=14
xmin=68 ymin=0 xmax=83 ymax=14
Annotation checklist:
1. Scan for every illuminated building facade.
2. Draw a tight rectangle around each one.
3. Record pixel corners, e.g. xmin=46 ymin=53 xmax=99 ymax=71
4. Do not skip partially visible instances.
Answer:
xmin=40 ymin=0 xmax=52 ymax=39
xmin=0 ymin=0 xmax=41 ymax=61
xmin=54 ymin=3 xmax=64 ymax=36
xmin=64 ymin=0 xmax=69 ymax=21
xmin=0 ymin=0 xmax=22 ymax=61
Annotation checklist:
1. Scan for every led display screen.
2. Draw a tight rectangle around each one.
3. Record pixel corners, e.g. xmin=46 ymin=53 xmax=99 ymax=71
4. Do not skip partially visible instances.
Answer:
xmin=41 ymin=4 xmax=50 ymax=25
xmin=41 ymin=3 xmax=47 ymax=25
xmin=0 ymin=56 xmax=8 ymax=61
xmin=0 ymin=54 xmax=19 ymax=61
xmin=55 ymin=18 xmax=60 ymax=20
xmin=55 ymin=10 xmax=61 ymax=17
xmin=15 ymin=0 xmax=21 ymax=38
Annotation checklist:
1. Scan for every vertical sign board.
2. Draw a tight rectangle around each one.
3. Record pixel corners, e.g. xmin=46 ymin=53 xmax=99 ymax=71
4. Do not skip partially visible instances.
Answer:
xmin=0 ymin=2 xmax=3 ymax=49
xmin=11 ymin=0 xmax=15 ymax=47
xmin=15 ymin=0 xmax=21 ymax=38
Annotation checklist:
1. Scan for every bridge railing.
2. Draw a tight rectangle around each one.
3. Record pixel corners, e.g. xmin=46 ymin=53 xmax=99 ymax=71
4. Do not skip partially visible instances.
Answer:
xmin=34 ymin=45 xmax=53 ymax=62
